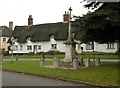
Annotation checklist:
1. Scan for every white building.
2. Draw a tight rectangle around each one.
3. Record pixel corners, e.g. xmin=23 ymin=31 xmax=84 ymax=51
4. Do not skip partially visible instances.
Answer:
xmin=0 ymin=24 xmax=13 ymax=53
xmin=9 ymin=15 xmax=119 ymax=54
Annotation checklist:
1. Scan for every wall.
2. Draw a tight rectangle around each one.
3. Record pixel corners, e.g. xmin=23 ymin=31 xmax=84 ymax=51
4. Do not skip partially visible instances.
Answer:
xmin=12 ymin=38 xmax=66 ymax=54
xmin=11 ymin=39 xmax=118 ymax=54
xmin=94 ymin=42 xmax=118 ymax=53
xmin=78 ymin=42 xmax=118 ymax=53
xmin=1 ymin=37 xmax=10 ymax=51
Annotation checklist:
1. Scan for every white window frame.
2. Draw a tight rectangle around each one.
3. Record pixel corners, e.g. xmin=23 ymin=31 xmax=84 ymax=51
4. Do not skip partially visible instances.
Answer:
xmin=38 ymin=45 xmax=41 ymax=50
xmin=51 ymin=44 xmax=57 ymax=50
xmin=27 ymin=45 xmax=32 ymax=50
xmin=86 ymin=42 xmax=93 ymax=50
xmin=27 ymin=37 xmax=31 ymax=42
xmin=20 ymin=45 xmax=22 ymax=51
xmin=14 ymin=45 xmax=18 ymax=51
xmin=107 ymin=43 xmax=115 ymax=49
xmin=14 ymin=38 xmax=18 ymax=42
xmin=50 ymin=35 xmax=54 ymax=41
xmin=3 ymin=38 xmax=6 ymax=42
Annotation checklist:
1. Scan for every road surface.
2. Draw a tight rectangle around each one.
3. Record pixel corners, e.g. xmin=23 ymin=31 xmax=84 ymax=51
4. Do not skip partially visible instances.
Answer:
xmin=2 ymin=71 xmax=90 ymax=86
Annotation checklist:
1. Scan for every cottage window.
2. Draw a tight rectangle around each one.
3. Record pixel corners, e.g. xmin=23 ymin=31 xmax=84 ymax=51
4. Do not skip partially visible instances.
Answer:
xmin=15 ymin=38 xmax=18 ymax=42
xmin=51 ymin=44 xmax=57 ymax=50
xmin=27 ymin=45 xmax=32 ymax=50
xmin=3 ymin=38 xmax=6 ymax=42
xmin=20 ymin=45 xmax=22 ymax=50
xmin=27 ymin=37 xmax=31 ymax=41
xmin=50 ymin=35 xmax=54 ymax=40
xmin=38 ymin=45 xmax=41 ymax=50
xmin=14 ymin=45 xmax=18 ymax=51
xmin=86 ymin=42 xmax=93 ymax=50
xmin=107 ymin=43 xmax=114 ymax=49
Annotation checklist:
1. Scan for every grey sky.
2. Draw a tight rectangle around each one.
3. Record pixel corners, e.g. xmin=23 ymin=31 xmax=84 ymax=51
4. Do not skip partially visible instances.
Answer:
xmin=0 ymin=0 xmax=89 ymax=28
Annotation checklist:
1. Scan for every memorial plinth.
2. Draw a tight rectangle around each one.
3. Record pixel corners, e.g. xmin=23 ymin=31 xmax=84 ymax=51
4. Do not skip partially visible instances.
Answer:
xmin=64 ymin=38 xmax=77 ymax=62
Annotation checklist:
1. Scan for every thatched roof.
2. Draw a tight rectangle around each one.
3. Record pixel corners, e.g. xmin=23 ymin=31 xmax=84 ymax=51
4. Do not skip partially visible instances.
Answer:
xmin=10 ymin=22 xmax=81 ymax=43
xmin=0 ymin=26 xmax=12 ymax=37
xmin=11 ymin=26 xmax=29 ymax=43
xmin=10 ymin=22 xmax=66 ymax=43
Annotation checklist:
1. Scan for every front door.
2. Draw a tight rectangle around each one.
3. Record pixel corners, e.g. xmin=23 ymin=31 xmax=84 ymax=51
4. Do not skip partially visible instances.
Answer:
xmin=33 ymin=45 xmax=37 ymax=54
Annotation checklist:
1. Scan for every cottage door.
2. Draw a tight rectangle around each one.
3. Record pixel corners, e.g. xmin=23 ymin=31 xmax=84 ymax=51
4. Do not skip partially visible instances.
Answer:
xmin=33 ymin=45 xmax=37 ymax=54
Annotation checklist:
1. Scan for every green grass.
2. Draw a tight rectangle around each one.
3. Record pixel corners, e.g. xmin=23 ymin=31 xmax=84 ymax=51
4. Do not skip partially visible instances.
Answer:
xmin=2 ymin=60 xmax=119 ymax=86
xmin=3 ymin=54 xmax=64 ymax=59
xmin=78 ymin=54 xmax=119 ymax=59
xmin=3 ymin=54 xmax=119 ymax=59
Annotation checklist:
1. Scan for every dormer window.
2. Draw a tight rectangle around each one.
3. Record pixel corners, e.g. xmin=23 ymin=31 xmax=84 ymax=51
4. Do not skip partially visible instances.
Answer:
xmin=11 ymin=37 xmax=15 ymax=43
xmin=14 ymin=37 xmax=18 ymax=42
xmin=50 ymin=35 xmax=54 ymax=41
xmin=27 ymin=37 xmax=31 ymax=41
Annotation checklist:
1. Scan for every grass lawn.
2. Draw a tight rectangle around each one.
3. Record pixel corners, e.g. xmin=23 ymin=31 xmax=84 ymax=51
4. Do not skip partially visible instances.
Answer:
xmin=3 ymin=54 xmax=119 ymax=59
xmin=2 ymin=60 xmax=119 ymax=86
xmin=3 ymin=54 xmax=64 ymax=59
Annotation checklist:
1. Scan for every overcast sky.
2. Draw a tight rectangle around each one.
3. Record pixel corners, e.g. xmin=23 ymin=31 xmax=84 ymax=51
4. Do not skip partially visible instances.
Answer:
xmin=0 ymin=0 xmax=89 ymax=27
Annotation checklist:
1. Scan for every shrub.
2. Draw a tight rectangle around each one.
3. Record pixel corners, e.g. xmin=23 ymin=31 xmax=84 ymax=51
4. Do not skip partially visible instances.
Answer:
xmin=3 ymin=51 xmax=9 ymax=56
xmin=36 ymin=52 xmax=45 ymax=55
xmin=81 ymin=51 xmax=116 ymax=55
xmin=27 ymin=52 xmax=34 ymax=55
xmin=115 ymin=51 xmax=120 ymax=55
xmin=46 ymin=50 xmax=61 ymax=55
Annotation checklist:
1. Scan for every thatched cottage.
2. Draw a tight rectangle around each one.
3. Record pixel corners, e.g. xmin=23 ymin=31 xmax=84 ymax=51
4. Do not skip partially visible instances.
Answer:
xmin=9 ymin=14 xmax=119 ymax=54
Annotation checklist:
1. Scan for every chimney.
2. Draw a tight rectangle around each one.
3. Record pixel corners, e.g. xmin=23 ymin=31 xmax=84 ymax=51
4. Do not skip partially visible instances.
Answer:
xmin=9 ymin=21 xmax=13 ymax=30
xmin=28 ymin=15 xmax=33 ymax=26
xmin=63 ymin=11 xmax=69 ymax=22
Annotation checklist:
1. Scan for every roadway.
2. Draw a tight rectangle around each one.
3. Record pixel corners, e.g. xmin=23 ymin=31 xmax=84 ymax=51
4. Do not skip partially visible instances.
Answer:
xmin=2 ymin=71 xmax=91 ymax=86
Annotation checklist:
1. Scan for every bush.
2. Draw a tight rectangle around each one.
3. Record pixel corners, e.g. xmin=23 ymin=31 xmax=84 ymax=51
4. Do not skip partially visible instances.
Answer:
xmin=115 ymin=50 xmax=120 ymax=55
xmin=27 ymin=52 xmax=34 ymax=55
xmin=80 ymin=51 xmax=116 ymax=55
xmin=46 ymin=50 xmax=61 ymax=55
xmin=59 ymin=52 xmax=65 ymax=54
xmin=3 ymin=51 xmax=9 ymax=56
xmin=36 ymin=52 xmax=45 ymax=55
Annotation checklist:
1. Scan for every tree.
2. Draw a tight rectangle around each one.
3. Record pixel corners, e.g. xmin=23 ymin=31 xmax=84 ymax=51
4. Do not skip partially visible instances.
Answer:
xmin=75 ymin=1 xmax=120 ymax=44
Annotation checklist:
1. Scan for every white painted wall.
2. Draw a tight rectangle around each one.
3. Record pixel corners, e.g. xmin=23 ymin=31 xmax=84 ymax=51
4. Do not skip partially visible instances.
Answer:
xmin=55 ymin=41 xmax=66 ymax=52
xmin=94 ymin=42 xmax=118 ymax=53
xmin=80 ymin=42 xmax=118 ymax=53
xmin=11 ymin=38 xmax=118 ymax=54
xmin=12 ymin=37 xmax=66 ymax=53
xmin=75 ymin=40 xmax=118 ymax=53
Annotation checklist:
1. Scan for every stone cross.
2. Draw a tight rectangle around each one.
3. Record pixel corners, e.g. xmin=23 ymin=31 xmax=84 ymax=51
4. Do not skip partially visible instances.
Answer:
xmin=63 ymin=7 xmax=77 ymax=63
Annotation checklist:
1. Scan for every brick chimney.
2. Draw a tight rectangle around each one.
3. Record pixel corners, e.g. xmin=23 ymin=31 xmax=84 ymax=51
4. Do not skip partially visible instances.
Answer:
xmin=28 ymin=15 xmax=33 ymax=26
xmin=63 ymin=11 xmax=69 ymax=22
xmin=9 ymin=21 xmax=13 ymax=30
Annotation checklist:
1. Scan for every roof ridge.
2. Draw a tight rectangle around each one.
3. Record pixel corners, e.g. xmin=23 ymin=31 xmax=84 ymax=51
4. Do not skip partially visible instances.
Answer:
xmin=33 ymin=22 xmax=67 ymax=26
